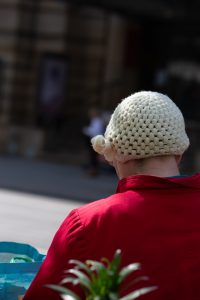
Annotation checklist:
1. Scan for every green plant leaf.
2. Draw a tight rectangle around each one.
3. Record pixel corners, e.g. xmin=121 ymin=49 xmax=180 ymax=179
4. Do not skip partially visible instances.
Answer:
xmin=61 ymin=295 xmax=78 ymax=300
xmin=69 ymin=259 xmax=92 ymax=275
xmin=108 ymin=291 xmax=119 ymax=300
xmin=121 ymin=276 xmax=149 ymax=293
xmin=109 ymin=249 xmax=121 ymax=273
xmin=101 ymin=257 xmax=110 ymax=266
xmin=119 ymin=286 xmax=158 ymax=300
xmin=89 ymin=296 xmax=101 ymax=300
xmin=66 ymin=269 xmax=91 ymax=291
xmin=46 ymin=284 xmax=80 ymax=300
xmin=61 ymin=276 xmax=80 ymax=285
xmin=86 ymin=260 xmax=106 ymax=273
xmin=118 ymin=263 xmax=141 ymax=284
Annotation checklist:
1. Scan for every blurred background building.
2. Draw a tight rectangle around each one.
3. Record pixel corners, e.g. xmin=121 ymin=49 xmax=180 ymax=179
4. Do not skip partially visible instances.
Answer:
xmin=0 ymin=0 xmax=199 ymax=172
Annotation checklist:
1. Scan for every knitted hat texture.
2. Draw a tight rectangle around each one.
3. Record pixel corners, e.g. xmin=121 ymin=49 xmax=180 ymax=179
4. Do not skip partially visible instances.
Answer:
xmin=91 ymin=91 xmax=190 ymax=162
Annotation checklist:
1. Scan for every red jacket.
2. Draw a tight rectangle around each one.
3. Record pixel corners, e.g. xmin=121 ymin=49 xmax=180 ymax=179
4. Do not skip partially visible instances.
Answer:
xmin=24 ymin=174 xmax=200 ymax=300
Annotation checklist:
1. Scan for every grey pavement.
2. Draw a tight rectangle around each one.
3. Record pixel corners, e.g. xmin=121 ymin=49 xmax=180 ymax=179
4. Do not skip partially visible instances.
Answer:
xmin=0 ymin=155 xmax=117 ymax=202
xmin=0 ymin=189 xmax=81 ymax=251
xmin=0 ymin=155 xmax=117 ymax=251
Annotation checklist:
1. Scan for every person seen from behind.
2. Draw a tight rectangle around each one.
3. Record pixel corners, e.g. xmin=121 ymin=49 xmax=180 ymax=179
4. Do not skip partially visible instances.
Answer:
xmin=82 ymin=108 xmax=104 ymax=176
xmin=24 ymin=91 xmax=200 ymax=300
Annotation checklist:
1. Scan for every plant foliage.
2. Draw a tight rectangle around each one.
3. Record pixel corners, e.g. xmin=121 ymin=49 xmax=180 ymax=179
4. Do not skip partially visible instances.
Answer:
xmin=47 ymin=249 xmax=157 ymax=300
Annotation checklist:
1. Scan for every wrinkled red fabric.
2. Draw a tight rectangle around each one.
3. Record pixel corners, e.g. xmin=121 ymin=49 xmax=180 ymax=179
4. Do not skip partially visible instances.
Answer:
xmin=24 ymin=174 xmax=200 ymax=300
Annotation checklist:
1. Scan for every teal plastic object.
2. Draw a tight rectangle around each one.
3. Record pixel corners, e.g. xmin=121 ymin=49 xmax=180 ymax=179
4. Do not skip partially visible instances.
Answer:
xmin=0 ymin=241 xmax=45 ymax=300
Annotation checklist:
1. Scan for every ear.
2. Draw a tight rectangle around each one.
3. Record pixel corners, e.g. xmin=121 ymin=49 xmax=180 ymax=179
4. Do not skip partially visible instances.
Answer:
xmin=175 ymin=155 xmax=182 ymax=165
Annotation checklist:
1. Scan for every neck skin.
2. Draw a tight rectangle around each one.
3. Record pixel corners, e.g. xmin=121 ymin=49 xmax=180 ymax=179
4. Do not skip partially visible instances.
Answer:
xmin=113 ymin=155 xmax=181 ymax=180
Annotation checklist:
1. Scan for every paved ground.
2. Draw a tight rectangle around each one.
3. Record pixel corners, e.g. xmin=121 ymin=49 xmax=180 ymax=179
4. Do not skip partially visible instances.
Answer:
xmin=0 ymin=189 xmax=81 ymax=252
xmin=0 ymin=155 xmax=117 ymax=252
xmin=0 ymin=155 xmax=117 ymax=202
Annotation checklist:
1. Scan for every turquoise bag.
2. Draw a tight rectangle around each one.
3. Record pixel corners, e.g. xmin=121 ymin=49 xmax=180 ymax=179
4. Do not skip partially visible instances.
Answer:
xmin=0 ymin=241 xmax=45 ymax=300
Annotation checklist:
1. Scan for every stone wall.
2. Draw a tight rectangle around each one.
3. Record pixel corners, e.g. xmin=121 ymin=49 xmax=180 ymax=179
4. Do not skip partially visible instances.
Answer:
xmin=0 ymin=0 xmax=140 ymax=158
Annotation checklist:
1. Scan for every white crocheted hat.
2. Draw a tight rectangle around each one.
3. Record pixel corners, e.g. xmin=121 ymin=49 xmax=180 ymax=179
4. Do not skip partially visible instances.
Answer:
xmin=91 ymin=91 xmax=190 ymax=162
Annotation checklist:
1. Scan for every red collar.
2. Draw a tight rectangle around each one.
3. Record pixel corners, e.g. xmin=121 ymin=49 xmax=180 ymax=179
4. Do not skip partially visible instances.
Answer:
xmin=116 ymin=174 xmax=200 ymax=193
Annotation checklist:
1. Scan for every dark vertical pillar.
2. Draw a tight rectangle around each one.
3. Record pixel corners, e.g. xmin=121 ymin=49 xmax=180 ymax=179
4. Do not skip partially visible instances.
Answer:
xmin=10 ymin=0 xmax=39 ymax=125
